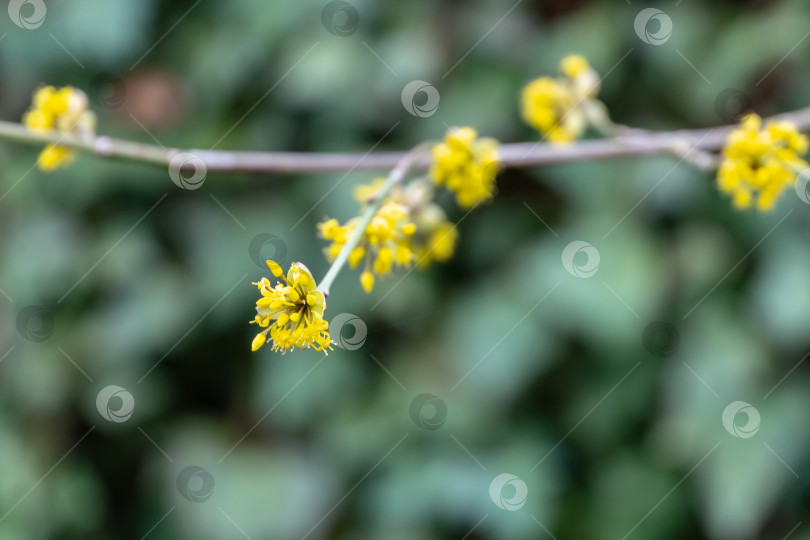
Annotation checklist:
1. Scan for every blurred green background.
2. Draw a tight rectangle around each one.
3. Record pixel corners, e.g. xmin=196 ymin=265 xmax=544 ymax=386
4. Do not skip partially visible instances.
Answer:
xmin=2 ymin=0 xmax=810 ymax=538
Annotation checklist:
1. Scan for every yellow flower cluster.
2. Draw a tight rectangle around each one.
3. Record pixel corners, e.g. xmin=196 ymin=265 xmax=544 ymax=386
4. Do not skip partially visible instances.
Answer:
xmin=429 ymin=126 xmax=501 ymax=208
xmin=717 ymin=114 xmax=808 ymax=211
xmin=413 ymin=221 xmax=457 ymax=269
xmin=320 ymin=200 xmax=417 ymax=293
xmin=320 ymin=176 xmax=460 ymax=292
xmin=392 ymin=181 xmax=458 ymax=268
xmin=251 ymin=261 xmax=331 ymax=353
xmin=23 ymin=86 xmax=96 ymax=171
xmin=521 ymin=54 xmax=602 ymax=143
xmin=368 ymin=179 xmax=458 ymax=269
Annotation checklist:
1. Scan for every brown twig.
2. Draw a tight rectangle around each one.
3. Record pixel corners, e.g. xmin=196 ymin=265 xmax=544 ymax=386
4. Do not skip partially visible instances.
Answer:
xmin=3 ymin=107 xmax=810 ymax=174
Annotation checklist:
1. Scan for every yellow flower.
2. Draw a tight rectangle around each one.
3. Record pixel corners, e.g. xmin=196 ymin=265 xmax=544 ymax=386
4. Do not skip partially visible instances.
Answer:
xmin=521 ymin=55 xmax=601 ymax=143
xmin=399 ymin=191 xmax=458 ymax=269
xmin=250 ymin=260 xmax=331 ymax=353
xmin=319 ymin=201 xmax=417 ymax=293
xmin=521 ymin=77 xmax=582 ymax=143
xmin=560 ymin=54 xmax=600 ymax=99
xmin=429 ymin=126 xmax=501 ymax=208
xmin=560 ymin=54 xmax=590 ymax=79
xmin=717 ymin=114 xmax=808 ymax=211
xmin=23 ymin=109 xmax=52 ymax=132
xmin=22 ymin=85 xmax=96 ymax=172
xmin=415 ymin=221 xmax=458 ymax=268
xmin=38 ymin=144 xmax=75 ymax=172
xmin=353 ymin=177 xmax=386 ymax=204
xmin=344 ymin=178 xmax=459 ymax=273
xmin=360 ymin=271 xmax=374 ymax=293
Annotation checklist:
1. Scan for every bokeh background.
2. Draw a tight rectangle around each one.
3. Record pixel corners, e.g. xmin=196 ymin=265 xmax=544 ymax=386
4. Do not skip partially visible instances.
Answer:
xmin=1 ymin=0 xmax=810 ymax=538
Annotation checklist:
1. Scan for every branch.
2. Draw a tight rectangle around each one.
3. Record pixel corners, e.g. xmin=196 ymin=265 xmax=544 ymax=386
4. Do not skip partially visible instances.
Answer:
xmin=3 ymin=107 xmax=810 ymax=174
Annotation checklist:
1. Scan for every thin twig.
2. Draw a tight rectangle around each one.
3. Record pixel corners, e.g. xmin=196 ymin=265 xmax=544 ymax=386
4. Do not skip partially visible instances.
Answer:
xmin=3 ymin=107 xmax=810 ymax=173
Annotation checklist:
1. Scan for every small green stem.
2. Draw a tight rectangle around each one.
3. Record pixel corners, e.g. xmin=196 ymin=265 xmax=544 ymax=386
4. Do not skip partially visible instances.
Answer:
xmin=316 ymin=143 xmax=429 ymax=296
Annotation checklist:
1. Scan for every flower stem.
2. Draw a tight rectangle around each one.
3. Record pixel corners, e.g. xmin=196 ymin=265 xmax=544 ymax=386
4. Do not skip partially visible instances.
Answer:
xmin=316 ymin=143 xmax=430 ymax=296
